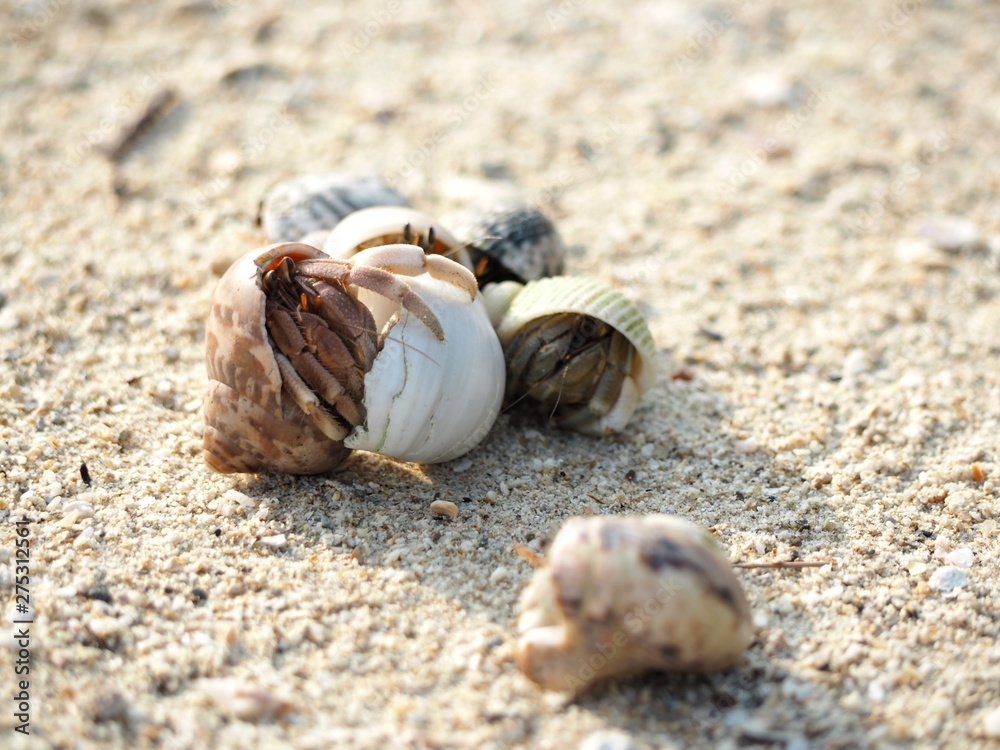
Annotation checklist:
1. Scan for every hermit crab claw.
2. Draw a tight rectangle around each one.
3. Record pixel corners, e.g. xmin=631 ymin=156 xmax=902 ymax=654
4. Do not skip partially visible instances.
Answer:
xmin=204 ymin=241 xmax=505 ymax=474
xmin=483 ymin=276 xmax=657 ymax=436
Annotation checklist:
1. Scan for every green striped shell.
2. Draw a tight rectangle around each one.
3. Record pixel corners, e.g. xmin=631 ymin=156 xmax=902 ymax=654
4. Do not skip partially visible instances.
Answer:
xmin=484 ymin=276 xmax=657 ymax=434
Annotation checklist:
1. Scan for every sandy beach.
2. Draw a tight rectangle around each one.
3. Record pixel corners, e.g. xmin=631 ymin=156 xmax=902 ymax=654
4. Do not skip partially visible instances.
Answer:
xmin=2 ymin=0 xmax=999 ymax=747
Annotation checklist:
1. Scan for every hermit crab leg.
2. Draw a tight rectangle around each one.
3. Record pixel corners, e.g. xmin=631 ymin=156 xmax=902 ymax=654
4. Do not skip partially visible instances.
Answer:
xmin=423 ymin=255 xmax=478 ymax=299
xmin=295 ymin=253 xmax=447 ymax=342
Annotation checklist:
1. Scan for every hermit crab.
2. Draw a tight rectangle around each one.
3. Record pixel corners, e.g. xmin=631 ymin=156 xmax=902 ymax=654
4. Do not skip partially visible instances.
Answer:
xmin=484 ymin=277 xmax=657 ymax=436
xmin=203 ymin=242 xmax=504 ymax=474
xmin=516 ymin=514 xmax=754 ymax=693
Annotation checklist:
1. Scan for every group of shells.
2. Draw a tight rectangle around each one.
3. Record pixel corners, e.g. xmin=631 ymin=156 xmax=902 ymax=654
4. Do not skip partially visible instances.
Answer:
xmin=202 ymin=174 xmax=752 ymax=691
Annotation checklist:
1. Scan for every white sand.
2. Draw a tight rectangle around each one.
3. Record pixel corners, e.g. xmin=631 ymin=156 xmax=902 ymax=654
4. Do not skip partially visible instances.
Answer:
xmin=2 ymin=1 xmax=999 ymax=748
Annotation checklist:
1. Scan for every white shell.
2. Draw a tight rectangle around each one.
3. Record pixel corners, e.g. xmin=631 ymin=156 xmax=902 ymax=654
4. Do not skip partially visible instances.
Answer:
xmin=517 ymin=514 xmax=754 ymax=692
xmin=346 ymin=261 xmax=505 ymax=463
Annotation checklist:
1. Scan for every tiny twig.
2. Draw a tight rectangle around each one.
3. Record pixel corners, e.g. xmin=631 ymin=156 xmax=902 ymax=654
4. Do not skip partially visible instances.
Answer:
xmin=512 ymin=544 xmax=545 ymax=567
xmin=735 ymin=560 xmax=833 ymax=569
xmin=102 ymin=88 xmax=177 ymax=162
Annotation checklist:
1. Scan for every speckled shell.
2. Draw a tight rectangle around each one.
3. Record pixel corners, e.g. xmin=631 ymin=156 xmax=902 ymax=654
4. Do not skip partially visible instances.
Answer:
xmin=323 ymin=206 xmax=473 ymax=271
xmin=517 ymin=515 xmax=754 ymax=693
xmin=259 ymin=174 xmax=409 ymax=243
xmin=483 ymin=276 xmax=657 ymax=434
xmin=447 ymin=205 xmax=565 ymax=284
xmin=204 ymin=244 xmax=349 ymax=474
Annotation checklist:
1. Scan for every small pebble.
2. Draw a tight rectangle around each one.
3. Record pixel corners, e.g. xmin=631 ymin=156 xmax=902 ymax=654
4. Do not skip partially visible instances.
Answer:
xmin=73 ymin=527 xmax=95 ymax=548
xmin=62 ymin=500 xmax=95 ymax=518
xmin=928 ymin=566 xmax=968 ymax=592
xmin=579 ymin=730 xmax=638 ymax=750
xmin=430 ymin=499 xmax=459 ymax=518
xmin=944 ymin=548 xmax=974 ymax=568
xmin=223 ymin=489 xmax=257 ymax=509
xmin=87 ymin=616 xmax=124 ymax=640
xmin=899 ymin=370 xmax=925 ymax=389
xmin=867 ymin=681 xmax=887 ymax=703
xmin=742 ymin=73 xmax=796 ymax=107
xmin=982 ymin=706 xmax=1000 ymax=738
xmin=894 ymin=238 xmax=952 ymax=268
xmin=842 ymin=348 xmax=872 ymax=376
xmin=736 ymin=438 xmax=759 ymax=454
xmin=450 ymin=457 xmax=474 ymax=473
xmin=153 ymin=380 xmax=175 ymax=401
xmin=916 ymin=216 xmax=981 ymax=253
xmin=258 ymin=534 xmax=287 ymax=549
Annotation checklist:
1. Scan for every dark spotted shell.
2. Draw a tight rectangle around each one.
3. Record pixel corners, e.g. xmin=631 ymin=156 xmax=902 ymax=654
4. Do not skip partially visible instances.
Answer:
xmin=448 ymin=205 xmax=566 ymax=286
xmin=516 ymin=514 xmax=754 ymax=692
xmin=259 ymin=174 xmax=410 ymax=243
